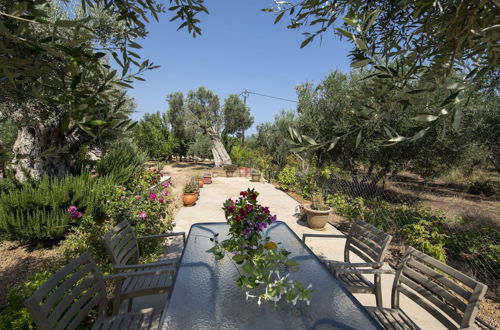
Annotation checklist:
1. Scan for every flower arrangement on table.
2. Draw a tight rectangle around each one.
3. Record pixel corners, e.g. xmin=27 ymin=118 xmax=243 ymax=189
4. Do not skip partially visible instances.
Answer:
xmin=207 ymin=188 xmax=313 ymax=306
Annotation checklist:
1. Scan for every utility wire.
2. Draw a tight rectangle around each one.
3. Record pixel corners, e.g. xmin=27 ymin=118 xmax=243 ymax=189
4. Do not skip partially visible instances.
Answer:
xmin=239 ymin=89 xmax=297 ymax=103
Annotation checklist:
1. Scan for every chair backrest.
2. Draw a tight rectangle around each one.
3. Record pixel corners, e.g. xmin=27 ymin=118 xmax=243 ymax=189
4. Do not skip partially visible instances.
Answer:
xmin=393 ymin=247 xmax=488 ymax=329
xmin=25 ymin=252 xmax=107 ymax=330
xmin=103 ymin=220 xmax=140 ymax=267
xmin=345 ymin=219 xmax=392 ymax=264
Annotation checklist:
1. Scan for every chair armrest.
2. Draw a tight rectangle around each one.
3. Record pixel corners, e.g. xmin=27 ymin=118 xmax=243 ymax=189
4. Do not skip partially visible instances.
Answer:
xmin=113 ymin=260 xmax=178 ymax=271
xmin=325 ymin=261 xmax=384 ymax=269
xmin=103 ymin=267 xmax=176 ymax=281
xmin=302 ymin=233 xmax=345 ymax=242
xmin=137 ymin=232 xmax=186 ymax=244
xmin=334 ymin=268 xmax=395 ymax=275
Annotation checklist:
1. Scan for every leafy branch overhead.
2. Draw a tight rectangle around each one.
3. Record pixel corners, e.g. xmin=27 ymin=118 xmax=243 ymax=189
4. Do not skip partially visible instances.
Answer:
xmin=266 ymin=0 xmax=500 ymax=144
xmin=0 ymin=0 xmax=208 ymax=135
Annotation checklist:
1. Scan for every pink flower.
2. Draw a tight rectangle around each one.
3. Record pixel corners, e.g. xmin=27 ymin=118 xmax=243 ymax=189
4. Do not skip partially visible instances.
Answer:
xmin=245 ymin=204 xmax=253 ymax=212
xmin=149 ymin=193 xmax=157 ymax=200
xmin=235 ymin=215 xmax=242 ymax=222
xmin=138 ymin=211 xmax=147 ymax=219
xmin=162 ymin=182 xmax=170 ymax=187
xmin=67 ymin=206 xmax=77 ymax=213
xmin=158 ymin=198 xmax=164 ymax=203
xmin=161 ymin=190 xmax=169 ymax=196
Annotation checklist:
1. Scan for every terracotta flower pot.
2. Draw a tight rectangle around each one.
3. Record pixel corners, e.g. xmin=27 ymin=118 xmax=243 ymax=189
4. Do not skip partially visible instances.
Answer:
xmin=239 ymin=167 xmax=249 ymax=177
xmin=183 ymin=193 xmax=197 ymax=206
xmin=251 ymin=174 xmax=261 ymax=182
xmin=303 ymin=204 xmax=331 ymax=230
xmin=203 ymin=176 xmax=212 ymax=184
xmin=198 ymin=178 xmax=204 ymax=188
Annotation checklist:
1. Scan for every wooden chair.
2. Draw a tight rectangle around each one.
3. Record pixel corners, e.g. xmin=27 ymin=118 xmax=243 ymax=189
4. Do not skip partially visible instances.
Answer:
xmin=103 ymin=220 xmax=185 ymax=313
xmin=24 ymin=252 xmax=169 ymax=330
xmin=365 ymin=247 xmax=488 ymax=329
xmin=303 ymin=219 xmax=392 ymax=307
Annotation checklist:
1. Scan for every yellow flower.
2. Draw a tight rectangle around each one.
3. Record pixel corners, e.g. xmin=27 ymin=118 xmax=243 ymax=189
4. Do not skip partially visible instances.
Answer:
xmin=263 ymin=241 xmax=278 ymax=250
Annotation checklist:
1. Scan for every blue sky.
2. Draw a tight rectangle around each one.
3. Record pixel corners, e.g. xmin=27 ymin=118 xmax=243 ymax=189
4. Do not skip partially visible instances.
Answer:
xmin=128 ymin=0 xmax=352 ymax=134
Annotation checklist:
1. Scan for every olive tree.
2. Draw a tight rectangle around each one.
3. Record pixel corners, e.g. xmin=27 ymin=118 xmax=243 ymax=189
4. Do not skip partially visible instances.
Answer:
xmin=0 ymin=0 xmax=208 ymax=180
xmin=267 ymin=0 xmax=499 ymax=142
xmin=223 ymin=94 xmax=254 ymax=144
xmin=166 ymin=87 xmax=232 ymax=166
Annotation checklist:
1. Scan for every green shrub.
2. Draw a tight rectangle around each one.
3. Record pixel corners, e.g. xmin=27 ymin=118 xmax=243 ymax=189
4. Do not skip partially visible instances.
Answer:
xmin=296 ymin=171 xmax=319 ymax=200
xmin=0 ymin=270 xmax=53 ymax=329
xmin=96 ymin=140 xmax=147 ymax=187
xmin=467 ymin=176 xmax=495 ymax=196
xmin=277 ymin=165 xmax=299 ymax=191
xmin=0 ymin=174 xmax=114 ymax=240
xmin=62 ymin=180 xmax=174 ymax=268
xmin=401 ymin=219 xmax=448 ymax=262
xmin=230 ymin=144 xmax=251 ymax=167
xmin=327 ymin=192 xmax=449 ymax=261
xmin=446 ymin=226 xmax=500 ymax=276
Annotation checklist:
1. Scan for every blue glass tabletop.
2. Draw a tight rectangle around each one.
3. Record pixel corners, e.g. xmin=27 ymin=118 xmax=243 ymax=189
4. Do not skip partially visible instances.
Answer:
xmin=160 ymin=222 xmax=382 ymax=330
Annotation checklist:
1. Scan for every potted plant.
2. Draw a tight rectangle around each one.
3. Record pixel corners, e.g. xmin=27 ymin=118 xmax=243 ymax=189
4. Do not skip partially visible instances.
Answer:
xmin=251 ymin=169 xmax=261 ymax=182
xmin=303 ymin=193 xmax=331 ymax=229
xmin=183 ymin=181 xmax=198 ymax=206
xmin=198 ymin=176 xmax=204 ymax=188
xmin=203 ymin=173 xmax=212 ymax=184
xmin=207 ymin=188 xmax=313 ymax=305
xmin=224 ymin=164 xmax=238 ymax=177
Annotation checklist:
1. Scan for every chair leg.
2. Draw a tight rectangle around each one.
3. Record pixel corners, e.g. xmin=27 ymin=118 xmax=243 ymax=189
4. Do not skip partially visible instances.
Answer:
xmin=127 ymin=297 xmax=134 ymax=312
xmin=112 ymin=294 xmax=121 ymax=315
xmin=375 ymin=274 xmax=383 ymax=308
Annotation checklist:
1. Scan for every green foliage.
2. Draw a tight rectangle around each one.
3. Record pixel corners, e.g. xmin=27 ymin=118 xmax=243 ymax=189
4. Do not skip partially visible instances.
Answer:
xmin=223 ymin=94 xmax=254 ymax=136
xmin=223 ymin=164 xmax=238 ymax=172
xmin=62 ymin=178 xmax=173 ymax=268
xmin=133 ymin=112 xmax=179 ymax=160
xmin=311 ymin=193 xmax=328 ymax=211
xmin=401 ymin=220 xmax=448 ymax=262
xmin=230 ymin=144 xmax=251 ymax=167
xmin=467 ymin=176 xmax=496 ymax=196
xmin=277 ymin=165 xmax=299 ymax=191
xmin=187 ymin=135 xmax=213 ymax=159
xmin=269 ymin=0 xmax=498 ymax=144
xmin=446 ymin=225 xmax=500 ymax=277
xmin=183 ymin=181 xmax=198 ymax=194
xmin=96 ymin=140 xmax=147 ymax=186
xmin=255 ymin=110 xmax=297 ymax=168
xmin=0 ymin=269 xmax=54 ymax=330
xmin=327 ymin=192 xmax=449 ymax=260
xmin=0 ymin=174 xmax=114 ymax=240
xmin=296 ymin=170 xmax=320 ymax=200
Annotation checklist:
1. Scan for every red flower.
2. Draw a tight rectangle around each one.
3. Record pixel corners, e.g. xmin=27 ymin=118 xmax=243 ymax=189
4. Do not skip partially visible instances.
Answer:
xmin=235 ymin=215 xmax=242 ymax=222
xmin=250 ymin=193 xmax=258 ymax=200
xmin=240 ymin=191 xmax=248 ymax=197
xmin=149 ymin=193 xmax=157 ymax=200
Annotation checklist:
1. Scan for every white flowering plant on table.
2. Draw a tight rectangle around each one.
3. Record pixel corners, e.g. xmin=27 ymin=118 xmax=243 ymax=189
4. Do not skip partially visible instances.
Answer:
xmin=207 ymin=188 xmax=313 ymax=306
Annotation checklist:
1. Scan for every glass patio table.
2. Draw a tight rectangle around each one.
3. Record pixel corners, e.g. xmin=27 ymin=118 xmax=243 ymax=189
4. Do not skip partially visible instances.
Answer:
xmin=159 ymin=222 xmax=382 ymax=330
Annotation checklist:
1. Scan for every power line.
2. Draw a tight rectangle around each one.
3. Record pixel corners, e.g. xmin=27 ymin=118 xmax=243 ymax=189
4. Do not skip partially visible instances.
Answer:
xmin=239 ymin=90 xmax=297 ymax=103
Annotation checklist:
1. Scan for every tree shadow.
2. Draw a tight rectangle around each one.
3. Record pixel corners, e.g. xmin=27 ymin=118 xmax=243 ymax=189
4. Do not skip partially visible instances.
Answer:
xmin=171 ymin=162 xmax=212 ymax=169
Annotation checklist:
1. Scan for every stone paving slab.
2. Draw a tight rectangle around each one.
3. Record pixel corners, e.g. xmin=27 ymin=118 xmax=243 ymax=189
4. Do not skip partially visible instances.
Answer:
xmin=130 ymin=176 xmax=448 ymax=329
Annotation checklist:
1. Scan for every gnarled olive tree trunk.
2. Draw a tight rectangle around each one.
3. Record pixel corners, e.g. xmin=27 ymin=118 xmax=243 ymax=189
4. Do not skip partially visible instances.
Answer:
xmin=11 ymin=107 xmax=76 ymax=182
xmin=207 ymin=127 xmax=231 ymax=167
